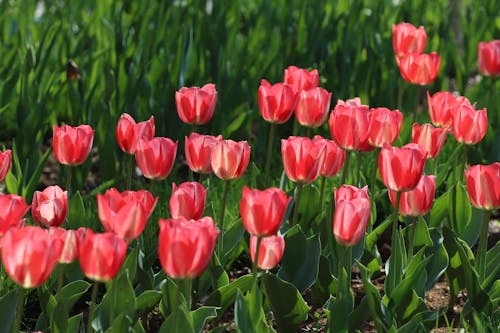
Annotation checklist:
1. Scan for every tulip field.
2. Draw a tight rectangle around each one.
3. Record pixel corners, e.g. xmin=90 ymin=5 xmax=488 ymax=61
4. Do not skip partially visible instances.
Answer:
xmin=1 ymin=0 xmax=500 ymax=332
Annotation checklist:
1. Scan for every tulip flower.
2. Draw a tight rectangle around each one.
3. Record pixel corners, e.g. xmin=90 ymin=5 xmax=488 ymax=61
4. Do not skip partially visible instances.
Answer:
xmin=378 ymin=143 xmax=426 ymax=192
xmin=294 ymin=87 xmax=332 ymax=128
xmin=1 ymin=226 xmax=63 ymax=288
xmin=328 ymin=98 xmax=369 ymax=151
xmin=175 ymin=83 xmax=217 ymax=125
xmin=396 ymin=52 xmax=441 ymax=85
xmin=281 ymin=136 xmax=326 ymax=183
xmin=250 ymin=234 xmax=285 ymax=270
xmin=210 ymin=139 xmax=251 ymax=180
xmin=121 ymin=189 xmax=158 ymax=218
xmin=169 ymin=182 xmax=207 ymax=220
xmin=392 ymin=22 xmax=427 ymax=57
xmin=478 ymin=40 xmax=500 ymax=77
xmin=48 ymin=227 xmax=86 ymax=264
xmin=79 ymin=230 xmax=127 ymax=282
xmin=257 ymin=79 xmax=296 ymax=124
xmin=411 ymin=123 xmax=448 ymax=159
xmin=240 ymin=186 xmax=291 ymax=237
xmin=52 ymin=124 xmax=94 ymax=166
xmin=185 ymin=133 xmax=222 ymax=174
xmin=312 ymin=136 xmax=345 ymax=178
xmin=333 ymin=185 xmax=371 ymax=246
xmin=388 ymin=175 xmax=436 ymax=216
xmin=284 ymin=65 xmax=319 ymax=93
xmin=465 ymin=163 xmax=500 ymax=211
xmin=366 ymin=107 xmax=403 ymax=148
xmin=0 ymin=149 xmax=12 ymax=181
xmin=427 ymin=91 xmax=457 ymax=128
xmin=450 ymin=97 xmax=488 ymax=145
xmin=0 ymin=194 xmax=30 ymax=237
xmin=31 ymin=185 xmax=68 ymax=228
xmin=158 ymin=217 xmax=219 ymax=279
xmin=116 ymin=113 xmax=155 ymax=154
xmin=135 ymin=137 xmax=178 ymax=180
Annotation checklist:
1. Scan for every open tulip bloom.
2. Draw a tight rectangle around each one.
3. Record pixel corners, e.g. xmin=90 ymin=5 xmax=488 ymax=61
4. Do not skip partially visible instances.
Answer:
xmin=284 ymin=65 xmax=319 ymax=93
xmin=392 ymin=22 xmax=427 ymax=57
xmin=175 ymin=83 xmax=217 ymax=125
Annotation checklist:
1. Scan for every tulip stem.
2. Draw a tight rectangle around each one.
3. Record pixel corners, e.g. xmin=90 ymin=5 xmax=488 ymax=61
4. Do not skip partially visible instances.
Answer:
xmin=217 ymin=180 xmax=230 ymax=254
xmin=461 ymin=144 xmax=468 ymax=180
xmin=340 ymin=151 xmax=352 ymax=185
xmin=126 ymin=154 xmax=134 ymax=189
xmin=476 ymin=210 xmax=490 ymax=281
xmin=370 ymin=148 xmax=380 ymax=194
xmin=182 ymin=279 xmax=193 ymax=310
xmin=252 ymin=236 xmax=262 ymax=288
xmin=65 ymin=166 xmax=73 ymax=195
xmin=305 ymin=127 xmax=311 ymax=138
xmin=264 ymin=123 xmax=276 ymax=184
xmin=292 ymin=182 xmax=304 ymax=226
xmin=57 ymin=264 xmax=64 ymax=293
xmin=407 ymin=216 xmax=417 ymax=260
xmin=319 ymin=176 xmax=326 ymax=211
xmin=13 ymin=288 xmax=25 ymax=333
xmin=87 ymin=282 xmax=99 ymax=333
xmin=391 ymin=192 xmax=401 ymax=255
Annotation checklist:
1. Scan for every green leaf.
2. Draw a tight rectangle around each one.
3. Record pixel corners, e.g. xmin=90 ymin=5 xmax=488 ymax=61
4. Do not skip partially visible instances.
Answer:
xmin=484 ymin=242 xmax=500 ymax=291
xmin=234 ymin=286 xmax=272 ymax=333
xmin=277 ymin=225 xmax=321 ymax=293
xmin=424 ymin=229 xmax=449 ymax=291
xmin=221 ymin=221 xmax=245 ymax=264
xmin=328 ymin=268 xmax=354 ymax=333
xmin=298 ymin=183 xmax=320 ymax=227
xmin=108 ymin=313 xmax=133 ymax=333
xmin=55 ymin=280 xmax=91 ymax=313
xmin=0 ymin=289 xmax=17 ymax=333
xmin=429 ymin=191 xmax=449 ymax=228
xmin=198 ymin=253 xmax=229 ymax=296
xmin=261 ymin=273 xmax=309 ymax=331
xmin=21 ymin=146 xmax=51 ymax=201
xmin=409 ymin=217 xmax=433 ymax=248
xmin=384 ymin=227 xmax=406 ymax=297
xmin=136 ymin=290 xmax=162 ymax=317
xmin=50 ymin=299 xmax=68 ymax=333
xmin=448 ymin=182 xmax=472 ymax=239
xmin=122 ymin=247 xmax=138 ymax=283
xmin=365 ymin=216 xmax=392 ymax=251
xmin=67 ymin=314 xmax=83 ymax=333
xmin=191 ymin=306 xmax=218 ymax=333
xmin=398 ymin=309 xmax=444 ymax=333
xmin=67 ymin=191 xmax=86 ymax=227
xmin=205 ymin=275 xmax=253 ymax=318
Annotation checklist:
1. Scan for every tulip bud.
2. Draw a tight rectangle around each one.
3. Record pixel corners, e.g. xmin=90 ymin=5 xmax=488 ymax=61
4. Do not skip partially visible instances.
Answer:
xmin=175 ymin=83 xmax=217 ymax=125
xmin=52 ymin=124 xmax=94 ymax=166
xmin=465 ymin=163 xmax=500 ymax=210
xmin=210 ymin=140 xmax=251 ymax=180
xmin=135 ymin=137 xmax=178 ymax=180
xmin=32 ymin=185 xmax=68 ymax=228
xmin=170 ymin=182 xmax=207 ymax=220
xmin=185 ymin=133 xmax=222 ymax=174
xmin=250 ymin=234 xmax=285 ymax=270
xmin=281 ymin=136 xmax=326 ymax=183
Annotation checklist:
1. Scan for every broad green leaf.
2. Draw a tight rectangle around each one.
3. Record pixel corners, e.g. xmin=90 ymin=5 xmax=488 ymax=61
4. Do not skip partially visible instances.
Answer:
xmin=234 ymin=286 xmax=272 ymax=333
xmin=67 ymin=314 xmax=83 ymax=333
xmin=398 ymin=309 xmax=444 ymax=333
xmin=56 ymin=280 xmax=91 ymax=314
xmin=408 ymin=217 xmax=433 ymax=248
xmin=365 ymin=216 xmax=392 ymax=251
xmin=448 ymin=182 xmax=472 ymax=239
xmin=108 ymin=313 xmax=133 ymax=333
xmin=67 ymin=191 xmax=86 ymax=227
xmin=160 ymin=303 xmax=194 ymax=333
xmin=429 ymin=191 xmax=449 ymax=228
xmin=191 ymin=306 xmax=218 ymax=333
xmin=424 ymin=229 xmax=449 ymax=291
xmin=21 ymin=146 xmax=51 ymax=201
xmin=205 ymin=275 xmax=253 ymax=318
xmin=221 ymin=220 xmax=245 ymax=264
xmin=328 ymin=267 xmax=353 ymax=333
xmin=136 ymin=290 xmax=162 ymax=317
xmin=0 ymin=289 xmax=17 ymax=333
xmin=298 ymin=183 xmax=320 ymax=229
xmin=384 ymin=228 xmax=406 ymax=297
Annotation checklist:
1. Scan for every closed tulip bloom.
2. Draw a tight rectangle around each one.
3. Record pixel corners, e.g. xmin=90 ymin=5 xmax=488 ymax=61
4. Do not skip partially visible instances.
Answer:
xmin=333 ymin=186 xmax=371 ymax=246
xmin=312 ymin=136 xmax=345 ymax=177
xmin=175 ymin=83 xmax=217 ymax=125
xmin=0 ymin=149 xmax=12 ymax=181
xmin=250 ymin=234 xmax=285 ymax=270
xmin=281 ymin=136 xmax=326 ymax=183
xmin=367 ymin=107 xmax=403 ymax=148
xmin=294 ymin=87 xmax=332 ymax=128
xmin=48 ymin=227 xmax=86 ymax=264
xmin=478 ymin=40 xmax=500 ymax=77
xmin=397 ymin=52 xmax=441 ymax=85
xmin=185 ymin=133 xmax=222 ymax=174
xmin=158 ymin=217 xmax=219 ymax=279
xmin=211 ymin=140 xmax=251 ymax=180
xmin=116 ymin=113 xmax=155 ymax=154
xmin=31 ymin=185 xmax=68 ymax=228
xmin=328 ymin=98 xmax=369 ymax=151
xmin=258 ymin=80 xmax=296 ymax=124
xmin=52 ymin=124 xmax=94 ymax=166
xmin=121 ymin=190 xmax=158 ymax=218
xmin=79 ymin=230 xmax=127 ymax=282
xmin=1 ymin=226 xmax=63 ymax=288
xmin=240 ymin=186 xmax=291 ymax=237
xmin=135 ymin=137 xmax=178 ymax=180
xmin=170 ymin=182 xmax=207 ymax=220
xmin=392 ymin=22 xmax=427 ymax=57
xmin=389 ymin=175 xmax=436 ymax=216
xmin=465 ymin=163 xmax=500 ymax=210
xmin=284 ymin=65 xmax=319 ymax=93
xmin=0 ymin=194 xmax=30 ymax=237
xmin=335 ymin=185 xmax=370 ymax=203
xmin=378 ymin=143 xmax=426 ymax=192
xmin=427 ymin=91 xmax=457 ymax=128
xmin=411 ymin=123 xmax=448 ymax=159
xmin=451 ymin=98 xmax=487 ymax=145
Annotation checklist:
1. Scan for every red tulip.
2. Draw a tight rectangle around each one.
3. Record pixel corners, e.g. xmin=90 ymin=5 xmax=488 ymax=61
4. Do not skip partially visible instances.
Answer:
xmin=250 ymin=234 xmax=285 ymax=270
xmin=135 ymin=137 xmax=178 ymax=180
xmin=378 ymin=143 xmax=426 ymax=192
xmin=281 ymin=136 xmax=326 ymax=183
xmin=333 ymin=185 xmax=371 ymax=247
xmin=1 ymin=226 xmax=63 ymax=288
xmin=97 ymin=188 xmax=157 ymax=241
xmin=0 ymin=149 xmax=12 ymax=181
xmin=411 ymin=123 xmax=448 ymax=159
xmin=312 ymin=136 xmax=345 ymax=177
xmin=170 ymin=182 xmax=207 ymax=220
xmin=392 ymin=22 xmax=427 ymax=57
xmin=427 ymin=91 xmax=457 ymax=128
xmin=478 ymin=40 xmax=500 ymax=77
xmin=175 ymin=83 xmax=217 ymax=125
xmin=158 ymin=217 xmax=219 ymax=279
xmin=48 ymin=227 xmax=86 ymax=264
xmin=185 ymin=133 xmax=222 ymax=174
xmin=451 ymin=97 xmax=487 ymax=145
xmin=258 ymin=79 xmax=296 ymax=124
xmin=367 ymin=107 xmax=403 ymax=148
xmin=116 ymin=113 xmax=155 ymax=154
xmin=31 ymin=185 xmax=68 ymax=228
xmin=0 ymin=194 xmax=30 ymax=237
xmin=465 ymin=163 xmax=500 ymax=210
xmin=79 ymin=230 xmax=127 ymax=282
xmin=284 ymin=65 xmax=319 ymax=93
xmin=397 ymin=52 xmax=441 ymax=85
xmin=240 ymin=186 xmax=291 ymax=237
xmin=294 ymin=87 xmax=332 ymax=128
xmin=52 ymin=124 xmax=94 ymax=166
xmin=210 ymin=139 xmax=251 ymax=180
xmin=388 ymin=175 xmax=436 ymax=216
xmin=120 ymin=190 xmax=158 ymax=218
xmin=328 ymin=98 xmax=369 ymax=151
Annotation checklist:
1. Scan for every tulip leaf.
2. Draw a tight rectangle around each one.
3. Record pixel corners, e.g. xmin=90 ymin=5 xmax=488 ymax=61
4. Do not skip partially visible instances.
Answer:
xmin=0 ymin=289 xmax=17 ymax=333
xmin=191 ymin=306 xmax=219 ymax=333
xmin=409 ymin=217 xmax=433 ymax=248
xmin=261 ymin=272 xmax=309 ymax=331
xmin=484 ymin=242 xmax=500 ymax=291
xmin=198 ymin=253 xmax=229 ymax=297
xmin=328 ymin=268 xmax=354 ymax=333
xmin=108 ymin=312 xmax=133 ymax=333
xmin=67 ymin=191 xmax=86 ymax=227
xmin=277 ymin=225 xmax=321 ymax=293
xmin=398 ymin=309 xmax=444 ymax=333
xmin=221 ymin=220 xmax=245 ymax=265
xmin=384 ymin=227 xmax=406 ymax=297
xmin=205 ymin=275 xmax=253 ymax=318
xmin=67 ymin=313 xmax=83 ymax=333
xmin=55 ymin=280 xmax=91 ymax=313
xmin=447 ymin=182 xmax=472 ymax=240
xmin=50 ymin=299 xmax=68 ymax=333
xmin=365 ymin=216 xmax=392 ymax=251
xmin=429 ymin=191 xmax=449 ymax=228
xmin=298 ymin=183 xmax=320 ymax=229
xmin=121 ymin=247 xmax=138 ymax=283
xmin=424 ymin=229 xmax=449 ymax=291
xmin=136 ymin=290 xmax=162 ymax=318
xmin=234 ymin=285 xmax=273 ymax=333
xmin=21 ymin=145 xmax=51 ymax=202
